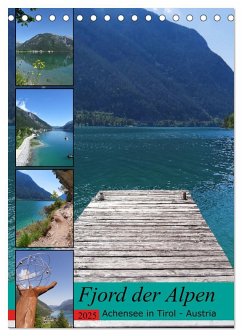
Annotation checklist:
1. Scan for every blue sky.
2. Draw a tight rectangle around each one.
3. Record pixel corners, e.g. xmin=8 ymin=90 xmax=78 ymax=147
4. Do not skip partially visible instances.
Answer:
xmin=16 ymin=8 xmax=73 ymax=43
xmin=149 ymin=8 xmax=234 ymax=70
xmin=16 ymin=89 xmax=73 ymax=126
xmin=18 ymin=170 xmax=63 ymax=195
xmin=16 ymin=250 xmax=73 ymax=306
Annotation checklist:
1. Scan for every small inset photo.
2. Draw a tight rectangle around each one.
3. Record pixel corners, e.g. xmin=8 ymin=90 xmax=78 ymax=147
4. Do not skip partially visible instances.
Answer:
xmin=16 ymin=8 xmax=73 ymax=86
xmin=16 ymin=89 xmax=73 ymax=167
xmin=16 ymin=169 xmax=73 ymax=248
xmin=16 ymin=250 xmax=73 ymax=328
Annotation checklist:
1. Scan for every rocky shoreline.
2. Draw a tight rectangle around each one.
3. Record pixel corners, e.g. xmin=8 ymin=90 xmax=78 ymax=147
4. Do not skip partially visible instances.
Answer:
xmin=16 ymin=134 xmax=35 ymax=166
xmin=16 ymin=136 xmax=45 ymax=166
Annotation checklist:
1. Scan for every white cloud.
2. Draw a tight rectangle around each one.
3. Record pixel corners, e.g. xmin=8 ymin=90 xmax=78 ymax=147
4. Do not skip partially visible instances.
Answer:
xmin=16 ymin=99 xmax=30 ymax=112
xmin=16 ymin=99 xmax=37 ymax=115
xmin=18 ymin=268 xmax=37 ymax=280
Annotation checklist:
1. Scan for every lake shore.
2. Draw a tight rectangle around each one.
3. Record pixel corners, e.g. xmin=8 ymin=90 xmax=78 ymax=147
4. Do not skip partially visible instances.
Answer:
xmin=31 ymin=139 xmax=45 ymax=149
xmin=16 ymin=202 xmax=73 ymax=248
xmin=16 ymin=134 xmax=35 ymax=166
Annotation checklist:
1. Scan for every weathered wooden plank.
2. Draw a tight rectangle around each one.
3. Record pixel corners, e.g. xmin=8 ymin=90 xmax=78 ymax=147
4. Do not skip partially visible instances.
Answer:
xmin=83 ymin=209 xmax=201 ymax=214
xmin=74 ymin=275 xmax=234 ymax=282
xmin=74 ymin=241 xmax=222 ymax=250
xmin=74 ymin=249 xmax=227 ymax=257
xmin=101 ymin=190 xmax=191 ymax=193
xmin=77 ymin=219 xmax=208 ymax=230
xmin=90 ymin=199 xmax=195 ymax=203
xmin=81 ymin=215 xmax=204 ymax=220
xmin=76 ymin=237 xmax=218 ymax=243
xmin=76 ymin=234 xmax=216 ymax=239
xmin=87 ymin=203 xmax=199 ymax=208
xmin=78 ymin=215 xmax=207 ymax=223
xmin=75 ymin=256 xmax=231 ymax=268
xmin=75 ymin=226 xmax=211 ymax=232
xmin=76 ymin=230 xmax=215 ymax=237
xmin=74 ymin=269 xmax=234 ymax=277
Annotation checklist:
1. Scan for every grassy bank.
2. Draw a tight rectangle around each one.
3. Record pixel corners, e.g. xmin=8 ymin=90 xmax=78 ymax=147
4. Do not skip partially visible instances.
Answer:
xmin=16 ymin=71 xmax=28 ymax=86
xmin=16 ymin=127 xmax=33 ymax=149
xmin=16 ymin=199 xmax=65 ymax=247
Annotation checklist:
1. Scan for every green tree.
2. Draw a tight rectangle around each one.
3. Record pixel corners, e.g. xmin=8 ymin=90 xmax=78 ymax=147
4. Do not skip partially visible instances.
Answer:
xmin=34 ymin=308 xmax=44 ymax=328
xmin=16 ymin=8 xmax=36 ymax=25
xmin=51 ymin=311 xmax=69 ymax=328
xmin=224 ymin=113 xmax=234 ymax=129
xmin=51 ymin=191 xmax=59 ymax=202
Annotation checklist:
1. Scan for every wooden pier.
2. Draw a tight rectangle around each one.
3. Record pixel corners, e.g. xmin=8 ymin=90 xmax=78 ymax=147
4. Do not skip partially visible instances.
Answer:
xmin=74 ymin=190 xmax=233 ymax=283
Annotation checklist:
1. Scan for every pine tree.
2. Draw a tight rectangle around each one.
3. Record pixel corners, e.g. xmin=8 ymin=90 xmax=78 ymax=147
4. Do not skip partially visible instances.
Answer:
xmin=52 ymin=311 xmax=69 ymax=328
xmin=34 ymin=307 xmax=44 ymax=328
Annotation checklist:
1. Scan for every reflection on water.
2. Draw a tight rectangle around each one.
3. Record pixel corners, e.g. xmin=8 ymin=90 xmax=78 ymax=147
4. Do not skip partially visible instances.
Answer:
xmin=17 ymin=53 xmax=73 ymax=70
xmin=16 ymin=53 xmax=73 ymax=85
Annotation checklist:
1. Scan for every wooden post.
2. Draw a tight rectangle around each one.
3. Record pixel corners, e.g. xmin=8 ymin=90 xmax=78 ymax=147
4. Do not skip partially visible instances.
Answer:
xmin=182 ymin=191 xmax=187 ymax=200
xmin=96 ymin=192 xmax=104 ymax=201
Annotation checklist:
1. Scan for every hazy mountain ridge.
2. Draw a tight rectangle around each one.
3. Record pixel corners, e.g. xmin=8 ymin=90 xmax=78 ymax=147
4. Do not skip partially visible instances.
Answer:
xmin=62 ymin=120 xmax=73 ymax=131
xmin=49 ymin=299 xmax=73 ymax=312
xmin=16 ymin=171 xmax=52 ymax=200
xmin=17 ymin=33 xmax=73 ymax=52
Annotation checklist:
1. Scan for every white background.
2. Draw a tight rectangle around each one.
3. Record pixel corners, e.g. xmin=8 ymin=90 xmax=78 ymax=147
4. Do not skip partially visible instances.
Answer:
xmin=0 ymin=0 xmax=241 ymax=335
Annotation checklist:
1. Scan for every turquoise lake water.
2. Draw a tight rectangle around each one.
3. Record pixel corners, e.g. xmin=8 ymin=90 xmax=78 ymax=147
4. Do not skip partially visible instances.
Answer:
xmin=16 ymin=53 xmax=73 ymax=85
xmin=16 ymin=200 xmax=53 ymax=230
xmin=8 ymin=126 xmax=234 ymax=278
xmin=31 ymin=131 xmax=73 ymax=167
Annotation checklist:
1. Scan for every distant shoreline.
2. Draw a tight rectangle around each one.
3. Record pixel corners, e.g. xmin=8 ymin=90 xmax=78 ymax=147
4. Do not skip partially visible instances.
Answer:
xmin=74 ymin=125 xmax=234 ymax=129
xmin=11 ymin=124 xmax=234 ymax=129
xmin=16 ymin=50 xmax=72 ymax=54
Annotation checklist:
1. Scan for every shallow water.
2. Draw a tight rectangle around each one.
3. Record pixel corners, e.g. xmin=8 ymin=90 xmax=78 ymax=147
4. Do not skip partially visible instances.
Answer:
xmin=16 ymin=200 xmax=53 ymax=230
xmin=16 ymin=53 xmax=73 ymax=85
xmin=31 ymin=131 xmax=73 ymax=167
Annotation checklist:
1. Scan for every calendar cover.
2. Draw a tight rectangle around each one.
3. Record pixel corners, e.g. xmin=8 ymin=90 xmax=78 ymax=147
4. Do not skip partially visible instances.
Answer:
xmin=8 ymin=8 xmax=234 ymax=328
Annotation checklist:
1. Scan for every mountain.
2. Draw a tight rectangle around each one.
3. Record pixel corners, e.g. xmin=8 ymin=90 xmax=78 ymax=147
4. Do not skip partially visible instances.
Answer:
xmin=17 ymin=33 xmax=73 ymax=52
xmin=74 ymin=8 xmax=234 ymax=125
xmin=62 ymin=120 xmax=73 ymax=131
xmin=59 ymin=193 xmax=67 ymax=201
xmin=37 ymin=299 xmax=52 ymax=317
xmin=58 ymin=299 xmax=73 ymax=311
xmin=49 ymin=299 xmax=73 ymax=312
xmin=16 ymin=107 xmax=52 ymax=130
xmin=16 ymin=171 xmax=52 ymax=200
